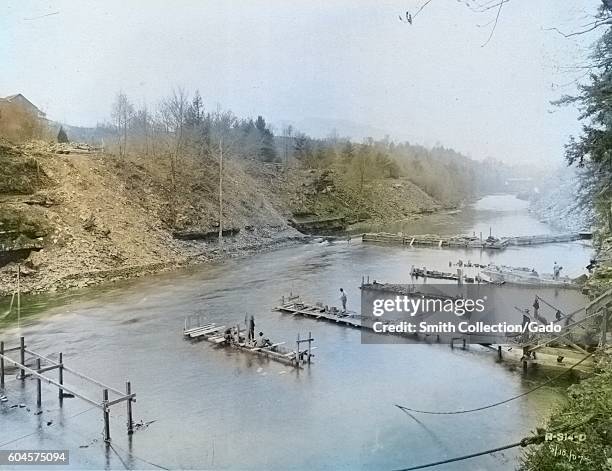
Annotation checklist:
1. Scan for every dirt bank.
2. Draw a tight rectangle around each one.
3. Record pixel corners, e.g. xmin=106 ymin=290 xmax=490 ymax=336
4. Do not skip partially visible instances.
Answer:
xmin=0 ymin=141 xmax=305 ymax=296
xmin=0 ymin=140 xmax=444 ymax=296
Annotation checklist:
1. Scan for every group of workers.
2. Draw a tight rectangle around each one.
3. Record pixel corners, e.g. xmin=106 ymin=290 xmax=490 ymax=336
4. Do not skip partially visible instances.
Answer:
xmin=224 ymin=315 xmax=272 ymax=348
xmin=222 ymin=290 xmax=348 ymax=348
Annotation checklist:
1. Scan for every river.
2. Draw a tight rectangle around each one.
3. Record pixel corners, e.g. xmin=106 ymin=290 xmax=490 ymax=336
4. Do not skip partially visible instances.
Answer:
xmin=0 ymin=194 xmax=593 ymax=470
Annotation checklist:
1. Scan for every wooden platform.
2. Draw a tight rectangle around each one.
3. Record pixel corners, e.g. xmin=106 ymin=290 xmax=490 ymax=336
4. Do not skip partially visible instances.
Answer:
xmin=275 ymin=293 xmax=598 ymax=376
xmin=410 ymin=267 xmax=480 ymax=283
xmin=183 ymin=319 xmax=311 ymax=368
xmin=275 ymin=301 xmax=362 ymax=329
xmin=499 ymin=345 xmax=594 ymax=376
xmin=362 ymin=232 xmax=590 ymax=250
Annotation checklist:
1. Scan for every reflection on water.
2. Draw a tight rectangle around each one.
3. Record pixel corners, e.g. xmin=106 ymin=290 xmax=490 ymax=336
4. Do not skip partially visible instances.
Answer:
xmin=0 ymin=195 xmax=592 ymax=470
xmin=353 ymin=193 xmax=570 ymax=237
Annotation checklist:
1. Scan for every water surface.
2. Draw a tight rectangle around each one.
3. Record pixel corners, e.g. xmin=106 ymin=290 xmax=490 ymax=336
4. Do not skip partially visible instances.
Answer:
xmin=0 ymin=195 xmax=592 ymax=470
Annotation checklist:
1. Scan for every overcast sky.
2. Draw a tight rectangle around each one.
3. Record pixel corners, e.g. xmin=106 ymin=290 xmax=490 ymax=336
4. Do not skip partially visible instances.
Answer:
xmin=0 ymin=0 xmax=603 ymax=164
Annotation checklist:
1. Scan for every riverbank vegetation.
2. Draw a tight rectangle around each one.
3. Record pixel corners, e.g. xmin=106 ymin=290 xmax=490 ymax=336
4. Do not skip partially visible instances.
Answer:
xmin=521 ymin=3 xmax=612 ymax=470
xmin=71 ymin=87 xmax=510 ymax=210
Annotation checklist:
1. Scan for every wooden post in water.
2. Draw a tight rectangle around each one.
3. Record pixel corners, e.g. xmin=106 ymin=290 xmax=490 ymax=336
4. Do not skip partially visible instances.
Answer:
xmin=58 ymin=352 xmax=64 ymax=402
xmin=462 ymin=338 xmax=466 ymax=349
xmin=17 ymin=264 xmax=21 ymax=328
xmin=308 ymin=331 xmax=312 ymax=365
xmin=18 ymin=337 xmax=25 ymax=380
xmin=0 ymin=341 xmax=4 ymax=388
xmin=497 ymin=346 xmax=502 ymax=360
xmin=218 ymin=136 xmax=224 ymax=246
xmin=103 ymin=389 xmax=111 ymax=443
xmin=36 ymin=358 xmax=42 ymax=407
xmin=126 ymin=381 xmax=134 ymax=435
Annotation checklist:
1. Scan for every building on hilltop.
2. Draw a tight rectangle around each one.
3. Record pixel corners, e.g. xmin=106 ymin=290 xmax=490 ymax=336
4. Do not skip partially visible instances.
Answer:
xmin=0 ymin=93 xmax=46 ymax=119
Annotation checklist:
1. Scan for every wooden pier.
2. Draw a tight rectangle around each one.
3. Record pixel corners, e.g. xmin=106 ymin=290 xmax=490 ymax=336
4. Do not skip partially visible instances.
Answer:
xmin=275 ymin=296 xmax=362 ymax=329
xmin=410 ymin=267 xmax=480 ymax=283
xmin=183 ymin=315 xmax=314 ymax=368
xmin=362 ymin=232 xmax=591 ymax=250
xmin=0 ymin=337 xmax=135 ymax=442
xmin=275 ymin=285 xmax=608 ymax=376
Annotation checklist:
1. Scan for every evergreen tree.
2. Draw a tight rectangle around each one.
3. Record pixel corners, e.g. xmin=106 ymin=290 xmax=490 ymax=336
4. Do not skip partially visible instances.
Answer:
xmin=556 ymin=4 xmax=612 ymax=232
xmin=255 ymin=115 xmax=278 ymax=162
xmin=57 ymin=126 xmax=69 ymax=143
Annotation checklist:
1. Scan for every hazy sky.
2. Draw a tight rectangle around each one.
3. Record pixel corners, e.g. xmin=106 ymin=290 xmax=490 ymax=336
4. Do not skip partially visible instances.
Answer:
xmin=0 ymin=1 xmax=603 ymax=164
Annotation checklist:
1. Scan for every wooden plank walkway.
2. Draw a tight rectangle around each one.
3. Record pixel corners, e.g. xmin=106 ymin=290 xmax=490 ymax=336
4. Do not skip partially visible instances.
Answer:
xmin=362 ymin=232 xmax=591 ymax=250
xmin=275 ymin=301 xmax=362 ymax=328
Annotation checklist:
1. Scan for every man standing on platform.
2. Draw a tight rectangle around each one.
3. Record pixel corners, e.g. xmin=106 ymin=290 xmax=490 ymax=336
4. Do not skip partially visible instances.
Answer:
xmin=248 ymin=315 xmax=255 ymax=343
xmin=340 ymin=288 xmax=347 ymax=313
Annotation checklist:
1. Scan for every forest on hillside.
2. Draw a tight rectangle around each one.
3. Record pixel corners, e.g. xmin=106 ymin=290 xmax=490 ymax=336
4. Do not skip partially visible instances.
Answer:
xmin=59 ymin=88 xmax=513 ymax=208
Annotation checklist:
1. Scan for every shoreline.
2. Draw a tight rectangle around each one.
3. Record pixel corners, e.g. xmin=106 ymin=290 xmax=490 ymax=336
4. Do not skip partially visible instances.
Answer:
xmin=0 ymin=232 xmax=308 ymax=299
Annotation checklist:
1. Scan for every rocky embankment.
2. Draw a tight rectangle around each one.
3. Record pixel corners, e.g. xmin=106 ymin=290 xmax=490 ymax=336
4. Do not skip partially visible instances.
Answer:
xmin=0 ymin=140 xmax=444 ymax=296
xmin=528 ymin=167 xmax=594 ymax=232
xmin=0 ymin=141 xmax=306 ymax=296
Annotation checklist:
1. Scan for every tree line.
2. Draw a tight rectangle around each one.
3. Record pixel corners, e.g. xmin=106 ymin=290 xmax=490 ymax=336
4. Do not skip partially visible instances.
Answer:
xmin=92 ymin=88 xmax=509 ymax=207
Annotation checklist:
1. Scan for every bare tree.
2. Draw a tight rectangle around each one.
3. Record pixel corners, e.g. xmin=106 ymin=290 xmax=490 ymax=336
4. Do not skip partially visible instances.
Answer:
xmin=209 ymin=107 xmax=239 ymax=245
xmin=159 ymin=88 xmax=189 ymax=186
xmin=282 ymin=124 xmax=293 ymax=166
xmin=111 ymin=92 xmax=134 ymax=157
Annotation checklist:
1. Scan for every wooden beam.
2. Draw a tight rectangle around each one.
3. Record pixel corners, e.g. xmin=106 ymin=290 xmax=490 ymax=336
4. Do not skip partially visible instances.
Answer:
xmin=25 ymin=349 xmax=124 ymax=397
xmin=0 ymin=353 xmax=102 ymax=409
xmin=586 ymin=288 xmax=612 ymax=314
xmin=106 ymin=393 xmax=136 ymax=407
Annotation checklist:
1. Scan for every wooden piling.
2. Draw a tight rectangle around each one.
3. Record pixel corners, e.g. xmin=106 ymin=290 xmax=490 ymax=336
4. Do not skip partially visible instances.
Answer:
xmin=18 ymin=336 xmax=25 ymax=380
xmin=17 ymin=264 xmax=21 ymax=326
xmin=58 ymin=352 xmax=64 ymax=402
xmin=0 ymin=341 xmax=4 ymax=388
xmin=36 ymin=358 xmax=42 ymax=407
xmin=462 ymin=338 xmax=466 ymax=349
xmin=103 ymin=389 xmax=111 ymax=443
xmin=497 ymin=346 xmax=502 ymax=360
xmin=307 ymin=331 xmax=312 ymax=365
xmin=601 ymin=308 xmax=609 ymax=347
xmin=126 ymin=381 xmax=133 ymax=435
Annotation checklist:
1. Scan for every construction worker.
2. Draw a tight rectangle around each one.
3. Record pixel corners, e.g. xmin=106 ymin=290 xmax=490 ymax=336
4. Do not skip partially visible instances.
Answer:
xmin=256 ymin=332 xmax=270 ymax=348
xmin=340 ymin=288 xmax=347 ymax=313
xmin=248 ymin=315 xmax=255 ymax=342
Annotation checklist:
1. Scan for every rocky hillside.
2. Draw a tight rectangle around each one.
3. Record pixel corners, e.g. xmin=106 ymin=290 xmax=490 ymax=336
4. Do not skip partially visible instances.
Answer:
xmin=0 ymin=140 xmax=442 ymax=296
xmin=529 ymin=167 xmax=594 ymax=232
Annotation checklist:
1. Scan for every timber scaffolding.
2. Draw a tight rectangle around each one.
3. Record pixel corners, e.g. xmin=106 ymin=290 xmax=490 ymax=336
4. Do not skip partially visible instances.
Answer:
xmin=275 ymin=282 xmax=611 ymax=375
xmin=362 ymin=231 xmax=591 ymax=250
xmin=183 ymin=314 xmax=315 ymax=368
xmin=504 ymin=288 xmax=612 ymax=374
xmin=0 ymin=336 xmax=135 ymax=443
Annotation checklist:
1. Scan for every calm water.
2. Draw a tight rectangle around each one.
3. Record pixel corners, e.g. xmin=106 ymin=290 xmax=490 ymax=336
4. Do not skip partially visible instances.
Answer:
xmin=0 ymin=195 xmax=593 ymax=470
